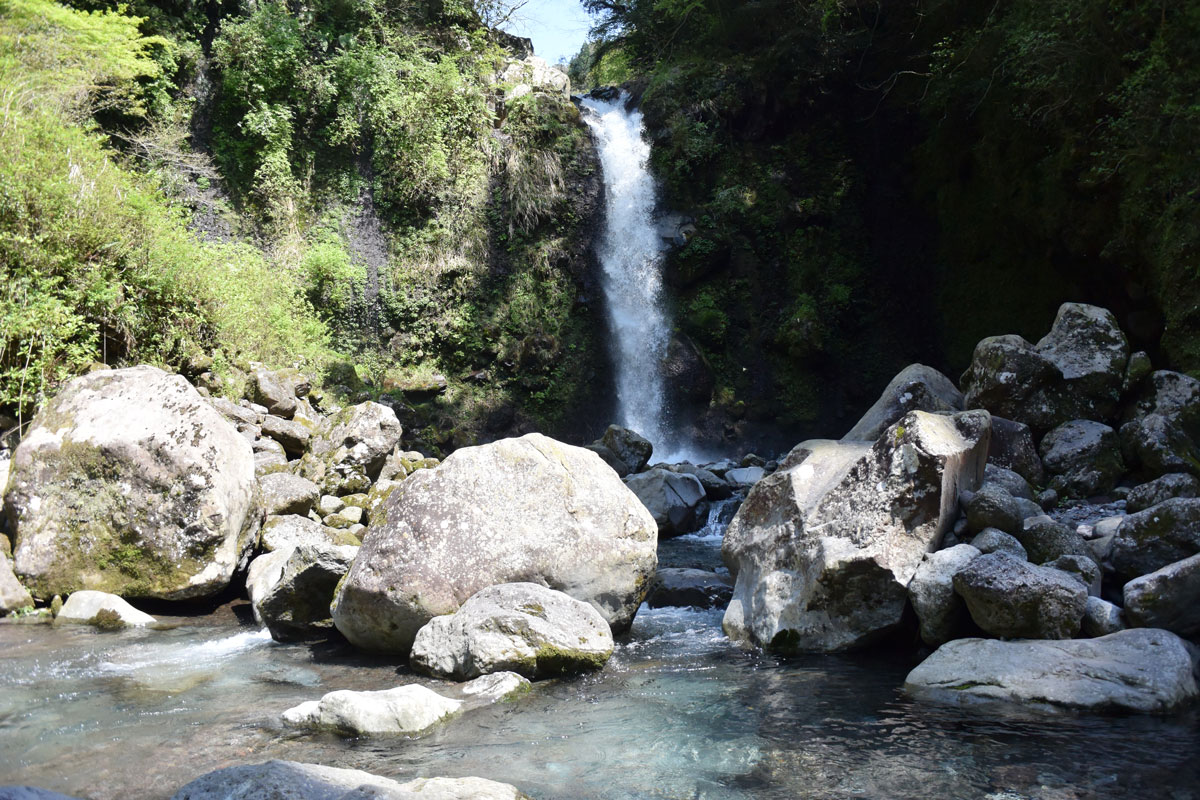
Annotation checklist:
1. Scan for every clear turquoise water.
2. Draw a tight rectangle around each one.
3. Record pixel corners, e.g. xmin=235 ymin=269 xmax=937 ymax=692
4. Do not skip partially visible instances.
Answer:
xmin=2 ymin=514 xmax=1198 ymax=800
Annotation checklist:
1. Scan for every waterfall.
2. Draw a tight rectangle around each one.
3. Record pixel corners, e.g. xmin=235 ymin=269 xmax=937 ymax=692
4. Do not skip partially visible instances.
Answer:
xmin=581 ymin=91 xmax=673 ymax=452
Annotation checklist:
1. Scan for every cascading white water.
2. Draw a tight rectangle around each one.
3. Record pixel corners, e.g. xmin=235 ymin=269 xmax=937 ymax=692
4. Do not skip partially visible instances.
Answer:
xmin=581 ymin=92 xmax=673 ymax=449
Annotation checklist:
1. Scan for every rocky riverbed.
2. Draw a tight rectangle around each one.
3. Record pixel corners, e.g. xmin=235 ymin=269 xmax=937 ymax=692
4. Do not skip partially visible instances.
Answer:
xmin=4 ymin=302 xmax=1200 ymax=798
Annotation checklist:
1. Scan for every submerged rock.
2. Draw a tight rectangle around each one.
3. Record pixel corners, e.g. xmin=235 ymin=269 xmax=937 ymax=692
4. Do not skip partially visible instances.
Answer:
xmin=842 ymin=364 xmax=963 ymax=442
xmin=952 ymin=552 xmax=1087 ymax=639
xmin=722 ymin=410 xmax=989 ymax=652
xmin=409 ymin=582 xmax=613 ymax=680
xmin=282 ymin=684 xmax=462 ymax=736
xmin=5 ymin=366 xmax=259 ymax=600
xmin=56 ymin=590 xmax=156 ymax=628
xmin=332 ymin=433 xmax=656 ymax=654
xmin=171 ymin=760 xmax=528 ymax=800
xmin=904 ymin=629 xmax=1197 ymax=713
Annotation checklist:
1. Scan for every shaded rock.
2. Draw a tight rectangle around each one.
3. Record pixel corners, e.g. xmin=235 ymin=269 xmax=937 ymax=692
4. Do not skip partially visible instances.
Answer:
xmin=1016 ymin=514 xmax=1095 ymax=566
xmin=409 ymin=583 xmax=613 ymax=680
xmin=904 ymin=629 xmax=1197 ymax=713
xmin=1127 ymin=473 xmax=1200 ymax=513
xmin=260 ymin=415 xmax=311 ymax=457
xmin=964 ymin=483 xmax=1023 ymax=535
xmin=1122 ymin=350 xmax=1153 ymax=396
xmin=332 ymin=434 xmax=656 ymax=654
xmin=1110 ymin=497 xmax=1200 ymax=581
xmin=248 ymin=368 xmax=299 ymax=419
xmin=171 ymin=760 xmax=529 ymax=800
xmin=663 ymin=333 xmax=715 ymax=404
xmin=1082 ymin=596 xmax=1126 ymax=637
xmin=646 ymin=568 xmax=733 ymax=609
xmin=0 ymin=551 xmax=33 ymax=613
xmin=1037 ymin=487 xmax=1058 ymax=510
xmin=1123 ymin=553 xmax=1200 ymax=637
xmin=952 ymin=552 xmax=1087 ymax=639
xmin=584 ymin=443 xmax=630 ymax=477
xmin=623 ymin=468 xmax=706 ymax=537
xmin=722 ymin=410 xmax=989 ymax=652
xmin=983 ymin=464 xmax=1034 ymax=501
xmin=1123 ymin=369 xmax=1200 ymax=440
xmin=842 ymin=364 xmax=964 ymax=442
xmin=1039 ymin=420 xmax=1124 ymax=498
xmin=255 ymin=543 xmax=358 ymax=641
xmin=987 ymin=416 xmax=1046 ymax=486
xmin=259 ymin=473 xmax=319 ymax=517
xmin=908 ymin=544 xmax=980 ymax=646
xmin=245 ymin=548 xmax=293 ymax=625
xmin=6 ymin=366 xmax=259 ymax=600
xmin=664 ymin=463 xmax=731 ymax=499
xmin=1119 ymin=414 xmax=1200 ymax=479
xmin=299 ymin=402 xmax=402 ymax=496
xmin=969 ymin=528 xmax=1027 ymax=560
xmin=961 ymin=303 xmax=1129 ymax=434
xmin=599 ymin=425 xmax=653 ymax=473
xmin=282 ymin=684 xmax=461 ymax=736
xmin=56 ymin=590 xmax=156 ymax=628
xmin=1045 ymin=554 xmax=1101 ymax=596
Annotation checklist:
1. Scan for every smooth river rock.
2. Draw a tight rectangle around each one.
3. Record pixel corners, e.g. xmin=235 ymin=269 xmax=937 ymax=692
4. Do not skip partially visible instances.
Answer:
xmin=842 ymin=363 xmax=963 ymax=442
xmin=409 ymin=582 xmax=613 ymax=680
xmin=623 ymin=468 xmax=706 ymax=537
xmin=5 ymin=366 xmax=259 ymax=600
xmin=282 ymin=684 xmax=462 ymax=736
xmin=56 ymin=590 xmax=156 ymax=628
xmin=332 ymin=433 xmax=657 ymax=654
xmin=904 ymin=629 xmax=1198 ymax=713
xmin=171 ymin=760 xmax=529 ymax=800
xmin=722 ymin=410 xmax=989 ymax=652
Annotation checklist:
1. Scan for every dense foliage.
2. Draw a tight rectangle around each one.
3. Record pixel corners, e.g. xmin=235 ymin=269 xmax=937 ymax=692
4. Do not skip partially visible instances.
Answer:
xmin=575 ymin=0 xmax=1200 ymax=436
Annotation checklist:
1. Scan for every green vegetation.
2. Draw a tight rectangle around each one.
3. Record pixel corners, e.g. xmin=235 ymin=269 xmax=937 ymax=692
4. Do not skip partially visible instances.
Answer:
xmin=576 ymin=0 xmax=1200 ymax=436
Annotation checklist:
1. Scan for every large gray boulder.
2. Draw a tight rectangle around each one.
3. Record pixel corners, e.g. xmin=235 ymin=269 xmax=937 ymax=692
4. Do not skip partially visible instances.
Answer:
xmin=1110 ymin=497 xmax=1200 ymax=581
xmin=1123 ymin=369 xmax=1200 ymax=440
xmin=1123 ymin=553 xmax=1200 ymax=637
xmin=599 ymin=425 xmax=653 ymax=473
xmin=281 ymin=684 xmax=462 ymax=736
xmin=722 ymin=410 xmax=989 ymax=652
xmin=1039 ymin=420 xmax=1125 ymax=498
xmin=842 ymin=364 xmax=963 ymax=442
xmin=961 ymin=303 xmax=1130 ymax=434
xmin=1119 ymin=414 xmax=1200 ymax=479
xmin=5 ymin=366 xmax=259 ymax=600
xmin=908 ymin=544 xmax=980 ymax=646
xmin=623 ymin=468 xmax=706 ymax=537
xmin=1127 ymin=473 xmax=1200 ymax=513
xmin=332 ymin=434 xmax=657 ymax=654
xmin=171 ymin=760 xmax=528 ymax=800
xmin=255 ymin=543 xmax=358 ymax=641
xmin=409 ymin=582 xmax=613 ymax=680
xmin=904 ymin=629 xmax=1198 ymax=713
xmin=299 ymin=402 xmax=402 ymax=495
xmin=952 ymin=552 xmax=1087 ymax=639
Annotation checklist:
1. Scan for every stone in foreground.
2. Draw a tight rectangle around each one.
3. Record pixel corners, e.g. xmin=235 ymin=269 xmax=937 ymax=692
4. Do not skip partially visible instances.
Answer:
xmin=56 ymin=590 xmax=156 ymax=628
xmin=281 ymin=684 xmax=462 ymax=736
xmin=171 ymin=760 xmax=528 ymax=800
xmin=5 ymin=366 xmax=259 ymax=600
xmin=722 ymin=410 xmax=989 ymax=652
xmin=952 ymin=552 xmax=1087 ymax=639
xmin=332 ymin=434 xmax=656 ymax=654
xmin=410 ymin=582 xmax=613 ymax=680
xmin=904 ymin=629 xmax=1197 ymax=713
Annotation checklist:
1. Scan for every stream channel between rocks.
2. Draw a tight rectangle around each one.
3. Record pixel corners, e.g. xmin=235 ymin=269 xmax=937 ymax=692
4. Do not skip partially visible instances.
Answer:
xmin=2 ymin=503 xmax=1199 ymax=800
